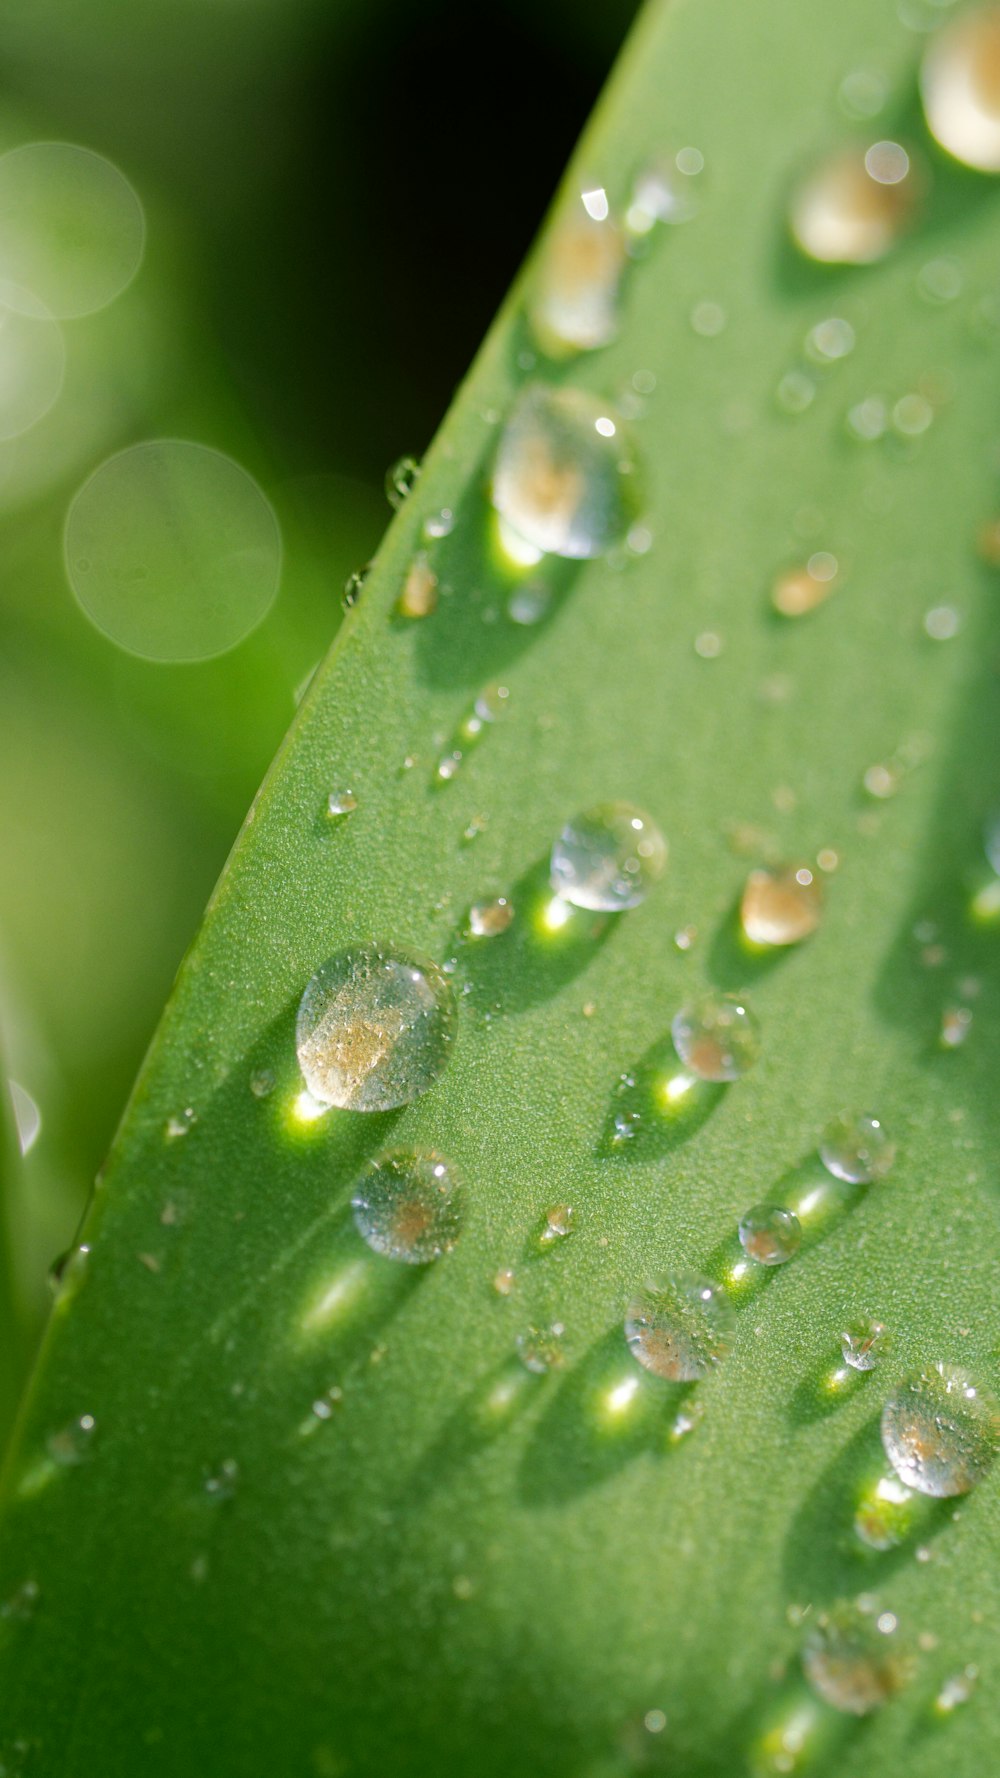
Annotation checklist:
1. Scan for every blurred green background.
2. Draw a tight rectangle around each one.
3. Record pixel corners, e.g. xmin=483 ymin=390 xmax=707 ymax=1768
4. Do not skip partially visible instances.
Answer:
xmin=0 ymin=0 xmax=640 ymax=1424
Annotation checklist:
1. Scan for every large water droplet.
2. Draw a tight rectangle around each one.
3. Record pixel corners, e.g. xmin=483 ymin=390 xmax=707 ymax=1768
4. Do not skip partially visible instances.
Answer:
xmin=738 ymin=1204 xmax=802 ymax=1266
xmin=881 ymin=1363 xmax=1000 ymax=1496
xmin=550 ymin=802 xmax=666 ymax=911
xmin=351 ymin=1149 xmax=463 ymax=1264
xmin=296 ymin=943 xmax=456 ymax=1111
xmin=819 ymin=1112 xmax=895 ymax=1183
xmin=491 ymin=384 xmax=642 ymax=559
xmin=528 ymin=191 xmax=626 ymax=355
xmin=625 ymin=1272 xmax=736 ymax=1381
xmin=789 ymin=141 xmax=917 ymax=264
xmin=802 ymin=1599 xmax=911 ymax=1715
xmin=921 ymin=6 xmax=1000 ymax=171
xmin=741 ymin=866 xmax=823 ymax=946
xmin=671 ymin=992 xmax=760 ymax=1081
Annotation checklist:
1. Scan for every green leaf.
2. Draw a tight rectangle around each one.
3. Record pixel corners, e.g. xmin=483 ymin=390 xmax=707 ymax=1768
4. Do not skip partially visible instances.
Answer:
xmin=2 ymin=1 xmax=1000 ymax=1773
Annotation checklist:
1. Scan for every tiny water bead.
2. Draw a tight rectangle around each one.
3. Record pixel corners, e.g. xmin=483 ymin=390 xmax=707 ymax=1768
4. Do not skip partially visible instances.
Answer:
xmin=805 ymin=316 xmax=855 ymax=362
xmin=789 ymin=141 xmax=917 ymax=264
xmin=550 ymin=803 xmax=666 ymax=911
xmin=47 ymin=1414 xmax=96 ymax=1467
xmin=65 ymin=441 xmax=281 ymax=662
xmin=295 ymin=943 xmax=456 ymax=1112
xmin=0 ymin=143 xmax=144 ymax=319
xmin=516 ymin=1322 xmax=566 ymax=1373
xmin=772 ymin=555 xmax=839 ymax=618
xmin=342 ymin=564 xmax=370 ymax=609
xmin=435 ymin=682 xmax=510 ymax=784
xmin=538 ymin=1203 xmax=576 ymax=1247
xmin=384 ymin=455 xmax=421 ymax=509
xmin=396 ymin=554 xmax=438 ymax=619
xmin=350 ymin=1150 xmax=463 ymax=1264
xmin=881 ymin=1363 xmax=1000 ymax=1497
xmin=506 ymin=579 xmax=552 ymax=626
xmin=625 ymin=1273 xmax=736 ymax=1381
xmin=528 ymin=188 xmax=626 ymax=356
xmin=935 ymin=1665 xmax=979 ymax=1714
xmin=671 ymin=992 xmax=760 ymax=1082
xmin=741 ymin=867 xmax=823 ymax=947
xmin=468 ymin=897 xmax=514 ymax=937
xmin=625 ymin=157 xmax=699 ymax=235
xmin=802 ymin=1599 xmax=911 ymax=1715
xmin=491 ymin=384 xmax=642 ymax=560
xmin=921 ymin=6 xmax=1000 ymax=171
xmin=326 ymin=789 xmax=357 ymax=820
xmin=738 ymin=1204 xmax=802 ymax=1266
xmin=819 ymin=1112 xmax=895 ymax=1184
xmin=841 ymin=1316 xmax=889 ymax=1371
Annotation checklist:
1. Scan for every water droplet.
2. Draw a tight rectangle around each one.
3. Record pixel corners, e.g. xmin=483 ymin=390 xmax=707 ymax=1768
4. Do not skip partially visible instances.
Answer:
xmin=941 ymin=1003 xmax=973 ymax=1048
xmin=924 ymin=604 xmax=960 ymax=640
xmin=342 ymin=564 xmax=371 ymax=609
xmin=550 ymin=802 xmax=666 ymax=911
xmin=47 ymin=1414 xmax=96 ymax=1466
xmin=0 ymin=143 xmax=144 ymax=319
xmin=396 ymin=553 xmax=438 ymax=618
xmin=690 ymin=299 xmax=727 ymax=337
xmin=468 ymin=897 xmax=514 ymax=938
xmin=789 ymin=141 xmax=917 ymax=264
xmin=839 ymin=67 xmax=890 ymax=120
xmin=921 ymin=7 xmax=1000 ymax=171
xmin=538 ymin=1203 xmax=576 ymax=1246
xmin=625 ymin=158 xmax=698 ymax=234
xmin=326 ymin=789 xmax=357 ymax=819
xmin=917 ymin=256 xmax=964 ymax=303
xmin=802 ymin=1598 xmax=911 ymax=1715
xmin=772 ymin=554 xmax=839 ymax=618
xmin=882 ymin=1362 xmax=1000 ymax=1496
xmin=625 ymin=1272 xmax=736 ymax=1381
xmin=741 ymin=867 xmax=823 ymax=946
xmin=350 ymin=1149 xmax=463 ymax=1264
xmin=805 ymin=317 xmax=855 ymax=362
xmin=863 ymin=762 xmax=899 ymax=800
xmin=434 ymin=682 xmax=510 ymax=784
xmin=528 ymin=191 xmax=627 ymax=355
xmin=165 ymin=1107 xmax=196 ymax=1140
xmin=491 ymin=384 xmax=642 ymax=560
xmin=819 ymin=1112 xmax=895 ymax=1184
xmin=492 ymin=1266 xmax=516 ymax=1296
xmin=250 ymin=1068 xmax=275 ymax=1100
xmin=776 ymin=370 xmax=816 ymax=415
xmin=296 ymin=943 xmax=455 ymax=1112
xmin=204 ymin=1457 xmax=239 ymax=1501
xmin=506 ymin=579 xmax=552 ymax=626
xmin=935 ymin=1665 xmax=979 ymax=1714
xmin=738 ymin=1204 xmax=802 ymax=1266
xmin=671 ymin=993 xmax=760 ymax=1082
xmin=847 ymin=395 xmax=889 ymax=442
xmin=694 ymin=629 xmax=724 ymax=658
xmin=0 ymin=1578 xmax=40 ymax=1623
xmin=892 ymin=392 xmax=934 ymax=436
xmin=516 ymin=1322 xmax=566 ymax=1373
xmin=841 ymin=1316 xmax=889 ymax=1371
xmin=668 ymin=1396 xmax=706 ymax=1443
xmin=676 ymin=146 xmax=705 ymax=176
xmin=384 ymin=455 xmax=421 ymax=509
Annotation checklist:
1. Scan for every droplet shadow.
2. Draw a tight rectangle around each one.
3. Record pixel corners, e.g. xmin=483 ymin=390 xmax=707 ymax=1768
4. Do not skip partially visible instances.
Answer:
xmin=398 ymin=1354 xmax=544 ymax=1510
xmin=454 ymin=857 xmax=614 ymax=1014
xmin=597 ymin=1035 xmax=725 ymax=1160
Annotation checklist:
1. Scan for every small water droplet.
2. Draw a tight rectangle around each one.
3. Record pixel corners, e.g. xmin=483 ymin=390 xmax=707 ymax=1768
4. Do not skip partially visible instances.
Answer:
xmin=892 ymin=391 xmax=934 ymax=436
xmin=935 ymin=1665 xmax=979 ymax=1714
xmin=506 ymin=579 xmax=552 ymax=625
xmin=847 ymin=395 xmax=889 ymax=442
xmin=690 ymin=299 xmax=726 ymax=337
xmin=491 ymin=384 xmax=642 ymax=560
xmin=0 ymin=1578 xmax=40 ymax=1623
xmin=423 ymin=507 xmax=454 ymax=540
xmin=516 ymin=1322 xmax=566 ymax=1373
xmin=694 ymin=629 xmax=724 ymax=658
xmin=841 ymin=1316 xmax=889 ymax=1371
xmin=819 ymin=1112 xmax=895 ymax=1183
xmin=249 ymin=1068 xmax=275 ymax=1099
xmin=776 ymin=370 xmax=816 ymax=415
xmin=738 ymin=1204 xmax=802 ymax=1266
xmin=853 ymin=1472 xmax=917 ymax=1550
xmin=921 ymin=7 xmax=1000 ymax=171
xmin=528 ymin=190 xmax=627 ymax=355
xmin=538 ymin=1203 xmax=576 ymax=1247
xmin=47 ymin=1414 xmax=96 ymax=1466
xmin=771 ymin=555 xmax=839 ymax=619
xmin=741 ymin=866 xmax=823 ymax=946
xmin=384 ymin=455 xmax=421 ymax=509
xmin=326 ymin=789 xmax=358 ymax=819
xmin=626 ymin=1273 xmax=736 ymax=1381
xmin=468 ymin=897 xmax=514 ymax=938
xmin=790 ymin=141 xmax=918 ymax=264
xmin=668 ymin=1396 xmax=706 ymax=1444
xmin=296 ymin=943 xmax=455 ymax=1112
xmin=839 ymin=67 xmax=890 ymax=120
xmin=350 ymin=1149 xmax=463 ymax=1264
xmin=492 ymin=1266 xmax=516 ymax=1296
xmin=805 ymin=316 xmax=855 ymax=362
xmin=625 ymin=158 xmax=698 ymax=235
xmin=671 ymin=992 xmax=760 ymax=1081
xmin=550 ymin=802 xmax=666 ymax=911
xmin=165 ymin=1108 xmax=196 ymax=1140
xmin=204 ymin=1457 xmax=239 ymax=1501
xmin=802 ymin=1598 xmax=911 ymax=1715
xmin=396 ymin=553 xmax=438 ymax=618
xmin=924 ymin=604 xmax=961 ymax=640
xmin=882 ymin=1362 xmax=1000 ymax=1496
xmin=863 ymin=762 xmax=900 ymax=800
xmin=342 ymin=564 xmax=371 ymax=609
xmin=917 ymin=256 xmax=964 ymax=303
xmin=940 ymin=1003 xmax=973 ymax=1048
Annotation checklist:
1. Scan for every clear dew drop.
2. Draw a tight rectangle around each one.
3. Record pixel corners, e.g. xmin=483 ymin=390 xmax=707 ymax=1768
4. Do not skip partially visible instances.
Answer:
xmin=516 ymin=1322 xmax=566 ymax=1373
xmin=776 ymin=369 xmax=816 ymax=415
xmin=396 ymin=553 xmax=438 ymax=619
xmin=342 ymin=563 xmax=371 ymax=609
xmin=203 ymin=1457 xmax=239 ymax=1501
xmin=249 ymin=1068 xmax=275 ymax=1100
xmin=350 ymin=1149 xmax=463 ymax=1264
xmin=550 ymin=802 xmax=666 ymax=912
xmin=295 ymin=943 xmax=455 ymax=1112
xmin=625 ymin=1272 xmax=736 ymax=1381
xmin=819 ymin=1112 xmax=895 ymax=1184
xmin=921 ymin=6 xmax=1000 ymax=172
xmin=384 ymin=455 xmax=421 ymax=509
xmin=847 ymin=395 xmax=889 ymax=442
xmin=625 ymin=157 xmax=699 ymax=236
xmin=671 ymin=992 xmax=761 ymax=1082
xmin=805 ymin=316 xmax=856 ymax=362
xmin=165 ymin=1107 xmax=196 ymax=1140
xmin=326 ymin=789 xmax=357 ymax=819
xmin=802 ymin=1599 xmax=911 ymax=1715
xmin=741 ymin=866 xmax=823 ymax=946
xmin=491 ymin=383 xmax=642 ymax=560
xmin=737 ymin=1204 xmax=802 ymax=1266
xmin=492 ymin=1266 xmax=516 ymax=1296
xmin=538 ymin=1203 xmax=576 ymax=1247
xmin=528 ymin=190 xmax=627 ymax=356
xmin=468 ymin=897 xmax=514 ymax=938
xmin=881 ymin=1362 xmax=1000 ymax=1497
xmin=935 ymin=1665 xmax=979 ymax=1714
xmin=841 ymin=1316 xmax=889 ymax=1371
xmin=789 ymin=141 xmax=917 ymax=264
xmin=506 ymin=579 xmax=552 ymax=626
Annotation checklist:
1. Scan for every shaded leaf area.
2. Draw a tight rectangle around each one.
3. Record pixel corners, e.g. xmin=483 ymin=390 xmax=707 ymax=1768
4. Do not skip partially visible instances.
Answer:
xmin=2 ymin=0 xmax=1000 ymax=1774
